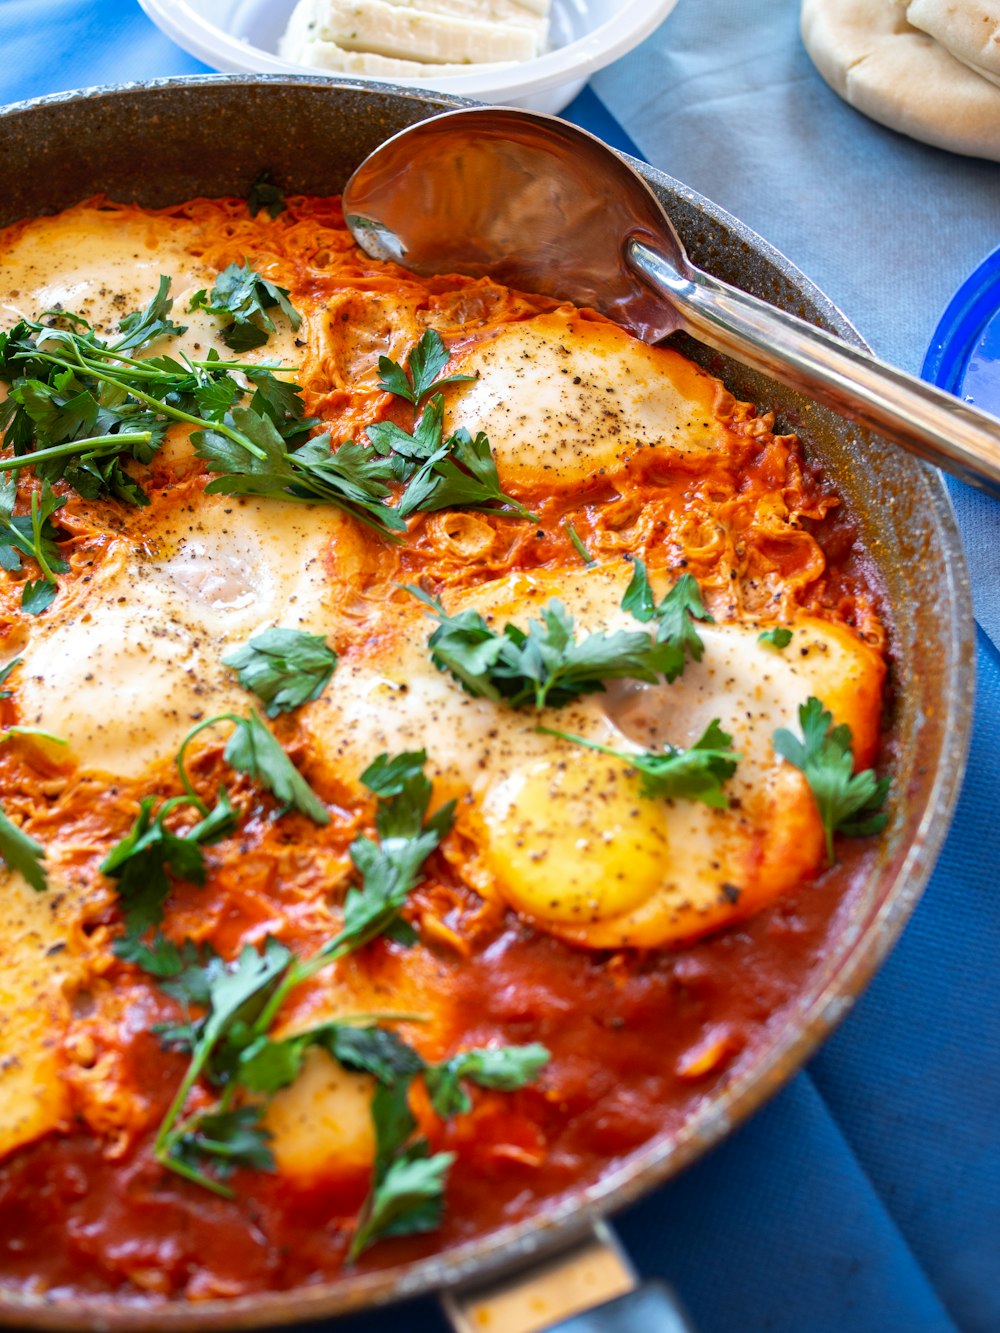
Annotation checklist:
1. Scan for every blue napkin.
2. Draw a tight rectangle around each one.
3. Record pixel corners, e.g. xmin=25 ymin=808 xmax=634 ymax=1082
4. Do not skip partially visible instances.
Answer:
xmin=1 ymin=3 xmax=998 ymax=1331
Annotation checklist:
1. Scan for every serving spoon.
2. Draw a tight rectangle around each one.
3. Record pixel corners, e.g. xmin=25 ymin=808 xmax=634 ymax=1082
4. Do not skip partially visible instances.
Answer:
xmin=343 ymin=106 xmax=1000 ymax=496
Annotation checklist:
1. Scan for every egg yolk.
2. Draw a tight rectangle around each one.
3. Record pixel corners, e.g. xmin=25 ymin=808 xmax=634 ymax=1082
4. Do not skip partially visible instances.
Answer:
xmin=479 ymin=755 xmax=668 ymax=927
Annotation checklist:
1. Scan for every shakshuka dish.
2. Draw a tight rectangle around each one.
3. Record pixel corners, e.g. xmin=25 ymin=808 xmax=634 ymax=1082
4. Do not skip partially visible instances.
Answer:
xmin=0 ymin=191 xmax=890 ymax=1302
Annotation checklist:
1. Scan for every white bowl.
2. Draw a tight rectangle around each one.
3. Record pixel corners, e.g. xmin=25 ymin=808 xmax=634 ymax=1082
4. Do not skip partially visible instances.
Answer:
xmin=136 ymin=0 xmax=679 ymax=114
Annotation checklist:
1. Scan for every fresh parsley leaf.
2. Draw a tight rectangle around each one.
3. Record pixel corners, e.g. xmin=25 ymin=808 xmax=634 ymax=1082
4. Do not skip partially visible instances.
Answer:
xmin=396 ymin=427 xmax=536 ymax=523
xmin=348 ymin=1078 xmax=454 ymax=1261
xmin=193 ymin=374 xmax=242 ymax=422
xmin=773 ymin=696 xmax=890 ymax=864
xmin=247 ymin=170 xmax=286 ymax=219
xmin=350 ymin=1145 xmax=454 ymax=1260
xmin=223 ymin=627 xmax=337 ymax=717
xmin=10 ymin=377 xmax=98 ymax=445
xmin=377 ymin=330 xmax=474 ymax=406
xmin=622 ymin=560 xmax=712 ymax=682
xmin=103 ymin=790 xmax=237 ymax=944
xmin=0 ymin=658 xmax=20 ymax=698
xmin=195 ymin=409 xmax=406 ymax=538
xmin=112 ymin=275 xmax=187 ymax=353
xmin=222 ymin=709 xmax=330 ymax=825
xmin=151 ymin=938 xmax=226 ymax=1017
xmin=0 ymin=477 xmax=69 ymax=593
xmin=170 ymin=1104 xmax=275 ymax=1182
xmin=329 ymin=1025 xmax=427 ymax=1084
xmin=539 ymin=719 xmax=741 ymax=807
xmin=335 ymin=750 xmax=454 ymax=950
xmin=64 ymin=455 xmax=151 ymax=508
xmin=0 ymin=802 xmax=47 ymax=891
xmin=424 ymin=1043 xmax=549 ymax=1118
xmin=115 ymin=930 xmax=195 ymax=979
xmin=237 ymin=1022 xmax=424 ymax=1097
xmin=191 ymin=262 xmax=302 ymax=351
xmin=269 ymin=751 xmax=453 ymax=1002
xmin=20 ymin=580 xmax=57 ymax=614
xmin=246 ymin=367 xmax=318 ymax=446
xmin=359 ymin=749 xmax=432 ymax=800
xmin=759 ymin=626 xmax=793 ymax=650
xmin=408 ymin=586 xmax=680 ymax=710
xmin=154 ymin=936 xmax=293 ymax=1194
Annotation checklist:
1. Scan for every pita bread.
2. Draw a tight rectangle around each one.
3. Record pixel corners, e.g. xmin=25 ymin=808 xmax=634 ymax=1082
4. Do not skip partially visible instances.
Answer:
xmin=895 ymin=0 xmax=1000 ymax=87
xmin=801 ymin=0 xmax=1000 ymax=161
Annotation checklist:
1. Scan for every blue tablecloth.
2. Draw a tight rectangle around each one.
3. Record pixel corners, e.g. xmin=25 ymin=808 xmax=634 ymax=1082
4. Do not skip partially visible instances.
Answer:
xmin=2 ymin=3 xmax=998 ymax=1331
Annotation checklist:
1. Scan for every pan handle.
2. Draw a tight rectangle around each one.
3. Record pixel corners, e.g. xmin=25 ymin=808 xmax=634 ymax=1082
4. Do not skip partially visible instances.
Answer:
xmin=627 ymin=236 xmax=1000 ymax=498
xmin=440 ymin=1219 xmax=695 ymax=1333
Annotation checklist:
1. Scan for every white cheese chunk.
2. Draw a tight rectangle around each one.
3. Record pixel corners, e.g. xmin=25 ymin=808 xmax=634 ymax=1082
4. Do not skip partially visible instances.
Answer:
xmin=282 ymin=0 xmax=541 ymax=67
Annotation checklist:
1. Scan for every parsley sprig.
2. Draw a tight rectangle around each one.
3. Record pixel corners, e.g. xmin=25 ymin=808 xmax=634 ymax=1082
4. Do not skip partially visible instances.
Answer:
xmin=376 ymin=328 xmax=475 ymax=405
xmin=250 ymin=750 xmax=455 ymax=1033
xmin=102 ymin=791 xmax=237 ymax=949
xmin=193 ymin=408 xmax=407 ymax=536
xmin=406 ymin=567 xmax=710 ymax=710
xmin=223 ymin=627 xmax=338 ymax=717
xmin=175 ymin=710 xmax=330 ymax=827
xmin=152 ymin=936 xmax=294 ymax=1192
xmin=121 ymin=754 xmax=544 ymax=1235
xmin=0 ymin=297 xmax=315 ymax=509
xmin=103 ymin=710 xmax=327 ymax=960
xmin=144 ymin=751 xmax=517 ymax=1210
xmin=141 ymin=751 xmax=472 ymax=1200
xmin=367 ymin=331 xmax=535 ymax=523
xmin=538 ymin=719 xmax=741 ymax=807
xmin=349 ymin=1038 xmax=547 ymax=1259
xmin=0 ymin=476 xmax=68 ymax=613
xmin=622 ymin=559 xmax=713 ymax=682
xmin=1 ymin=304 xmax=530 ymax=539
xmin=773 ymin=696 xmax=890 ymax=863
xmin=190 ymin=261 xmax=302 ymax=352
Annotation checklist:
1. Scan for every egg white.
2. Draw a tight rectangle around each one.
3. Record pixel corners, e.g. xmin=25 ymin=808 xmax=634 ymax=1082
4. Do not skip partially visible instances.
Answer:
xmin=445 ymin=310 xmax=738 ymax=488
xmin=10 ymin=489 xmax=355 ymax=777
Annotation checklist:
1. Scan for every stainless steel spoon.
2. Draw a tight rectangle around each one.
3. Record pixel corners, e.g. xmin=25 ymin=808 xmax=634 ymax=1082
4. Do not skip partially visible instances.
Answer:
xmin=343 ymin=106 xmax=1000 ymax=496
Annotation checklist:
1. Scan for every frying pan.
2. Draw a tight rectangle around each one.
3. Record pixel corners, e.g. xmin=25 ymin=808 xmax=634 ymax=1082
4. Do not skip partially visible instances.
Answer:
xmin=0 ymin=75 xmax=974 ymax=1333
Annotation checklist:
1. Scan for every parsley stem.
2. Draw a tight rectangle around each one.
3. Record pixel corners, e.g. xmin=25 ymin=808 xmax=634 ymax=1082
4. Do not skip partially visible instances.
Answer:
xmin=64 ymin=341 xmax=298 ymax=379
xmin=252 ymin=955 xmax=323 ymax=1034
xmin=0 ymin=432 xmax=153 ymax=473
xmin=535 ymin=725 xmax=624 ymax=761
xmin=29 ymin=491 xmax=56 ymax=583
xmin=252 ymin=920 xmax=378 ymax=1032
xmin=154 ymin=1047 xmax=214 ymax=1166
xmin=27 ymin=351 xmax=269 ymax=461
xmin=154 ymin=1142 xmax=236 ymax=1200
xmin=174 ymin=714 xmax=241 ymax=815
xmin=565 ymin=522 xmax=596 ymax=566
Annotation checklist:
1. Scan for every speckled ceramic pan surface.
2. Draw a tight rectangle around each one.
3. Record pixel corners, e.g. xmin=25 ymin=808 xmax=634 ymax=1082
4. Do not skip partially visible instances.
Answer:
xmin=0 ymin=75 xmax=975 ymax=1333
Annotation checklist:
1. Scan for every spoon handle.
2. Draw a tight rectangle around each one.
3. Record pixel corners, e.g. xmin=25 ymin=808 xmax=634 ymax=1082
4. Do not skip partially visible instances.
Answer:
xmin=628 ymin=238 xmax=1000 ymax=496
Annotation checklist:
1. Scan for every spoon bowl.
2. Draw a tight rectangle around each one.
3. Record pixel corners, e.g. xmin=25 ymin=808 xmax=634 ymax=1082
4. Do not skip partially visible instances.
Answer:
xmin=344 ymin=106 xmax=1000 ymax=496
